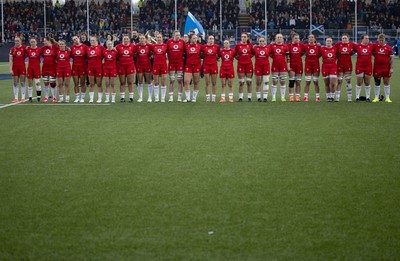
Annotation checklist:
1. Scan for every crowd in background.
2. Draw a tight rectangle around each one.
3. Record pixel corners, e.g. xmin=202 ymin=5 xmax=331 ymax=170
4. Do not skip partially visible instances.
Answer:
xmin=1 ymin=0 xmax=400 ymax=44
xmin=248 ymin=0 xmax=400 ymax=31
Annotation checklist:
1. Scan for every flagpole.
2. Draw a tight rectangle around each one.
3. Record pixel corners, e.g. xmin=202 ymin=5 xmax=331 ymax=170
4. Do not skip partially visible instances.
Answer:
xmin=86 ymin=0 xmax=89 ymax=38
xmin=44 ymin=0 xmax=46 ymax=37
xmin=264 ymin=0 xmax=267 ymax=41
xmin=1 ymin=0 xmax=4 ymax=43
xmin=355 ymin=0 xmax=357 ymax=40
xmin=309 ymin=0 xmax=312 ymax=35
xmin=174 ymin=0 xmax=177 ymax=31
xmin=130 ymin=0 xmax=133 ymax=33
xmin=220 ymin=0 xmax=222 ymax=41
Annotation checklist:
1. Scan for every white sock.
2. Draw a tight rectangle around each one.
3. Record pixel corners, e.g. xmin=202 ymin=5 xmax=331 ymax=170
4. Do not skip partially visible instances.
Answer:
xmin=81 ymin=92 xmax=86 ymax=99
xmin=185 ymin=90 xmax=190 ymax=100
xmin=154 ymin=86 xmax=159 ymax=100
xmin=316 ymin=93 xmax=320 ymax=98
xmin=51 ymin=87 xmax=56 ymax=98
xmin=384 ymin=85 xmax=390 ymax=99
xmin=75 ymin=93 xmax=80 ymax=99
xmin=112 ymin=93 xmax=116 ymax=102
xmin=272 ymin=85 xmax=277 ymax=98
xmin=247 ymin=93 xmax=252 ymax=99
xmin=304 ymin=93 xmax=309 ymax=98
xmin=356 ymin=85 xmax=361 ymax=99
xmin=256 ymin=92 xmax=261 ymax=99
xmin=365 ymin=86 xmax=371 ymax=99
xmin=161 ymin=86 xmax=167 ymax=99
xmin=347 ymin=83 xmax=352 ymax=100
xmin=120 ymin=92 xmax=125 ymax=99
xmin=59 ymin=94 xmax=64 ymax=101
xmin=13 ymin=84 xmax=19 ymax=99
xmin=335 ymin=91 xmax=340 ymax=100
xmin=178 ymin=92 xmax=182 ymax=100
xmin=374 ymin=86 xmax=380 ymax=99
xmin=193 ymin=90 xmax=198 ymax=100
xmin=98 ymin=92 xmax=103 ymax=101
xmin=138 ymin=84 xmax=143 ymax=99
xmin=169 ymin=91 xmax=174 ymax=98
xmin=239 ymin=93 xmax=243 ymax=99
xmin=44 ymin=86 xmax=49 ymax=98
xmin=229 ymin=93 xmax=233 ymax=99
xmin=65 ymin=95 xmax=70 ymax=101
xmin=129 ymin=92 xmax=134 ymax=99
xmin=211 ymin=94 xmax=216 ymax=102
xmin=280 ymin=86 xmax=286 ymax=98
xmin=148 ymin=84 xmax=153 ymax=99
xmin=28 ymin=86 xmax=33 ymax=98
xmin=89 ymin=91 xmax=94 ymax=100
xmin=20 ymin=83 xmax=26 ymax=99
xmin=105 ymin=93 xmax=110 ymax=101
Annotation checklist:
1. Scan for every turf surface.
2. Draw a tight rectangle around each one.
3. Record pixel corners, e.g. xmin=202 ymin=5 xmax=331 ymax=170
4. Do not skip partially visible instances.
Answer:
xmin=1 ymin=60 xmax=400 ymax=260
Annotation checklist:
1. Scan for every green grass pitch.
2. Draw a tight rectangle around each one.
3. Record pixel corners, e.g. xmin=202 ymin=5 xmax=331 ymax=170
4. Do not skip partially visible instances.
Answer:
xmin=1 ymin=59 xmax=400 ymax=260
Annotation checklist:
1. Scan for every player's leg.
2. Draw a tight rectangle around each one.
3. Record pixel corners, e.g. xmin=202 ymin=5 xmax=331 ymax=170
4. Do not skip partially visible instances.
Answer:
xmin=262 ymin=75 xmax=270 ymax=102
xmin=364 ymin=74 xmax=371 ymax=102
xmin=237 ymin=71 xmax=245 ymax=101
xmin=104 ymin=76 xmax=111 ymax=103
xmin=12 ymin=75 xmax=19 ymax=102
xmin=271 ymin=72 xmax=279 ymax=102
xmin=383 ymin=77 xmax=391 ymax=102
xmin=42 ymin=74 xmax=50 ymax=102
xmin=161 ymin=73 xmax=167 ymax=102
xmin=295 ymin=73 xmax=302 ymax=102
xmin=49 ymin=75 xmax=57 ymax=102
xmin=177 ymin=70 xmax=184 ymax=102
xmin=220 ymin=76 xmax=226 ymax=102
xmin=255 ymin=74 xmax=262 ymax=101
xmin=137 ymin=71 xmax=144 ymax=102
xmin=119 ymin=74 xmax=126 ymax=102
xmin=211 ymin=73 xmax=217 ymax=102
xmin=153 ymin=72 xmax=160 ymax=103
xmin=127 ymin=74 xmax=134 ymax=102
xmin=27 ymin=76 xmax=34 ymax=102
xmin=57 ymin=76 xmax=64 ymax=102
xmin=79 ymin=74 xmax=87 ymax=102
xmin=88 ymin=74 xmax=95 ymax=103
xmin=355 ymin=72 xmax=363 ymax=101
xmin=303 ymin=73 xmax=312 ymax=102
xmin=288 ymin=70 xmax=295 ymax=102
xmin=168 ymin=68 xmax=176 ymax=101
xmin=204 ymin=71 xmax=211 ymax=102
xmin=192 ymin=73 xmax=200 ymax=102
xmin=344 ymin=71 xmax=352 ymax=102
xmin=183 ymin=69 xmax=192 ymax=102
xmin=336 ymin=71 xmax=343 ymax=102
xmin=111 ymin=76 xmax=116 ymax=103
xmin=96 ymin=76 xmax=103 ymax=103
xmin=279 ymin=72 xmax=287 ymax=102
xmin=313 ymin=72 xmax=320 ymax=102
xmin=245 ymin=72 xmax=253 ymax=101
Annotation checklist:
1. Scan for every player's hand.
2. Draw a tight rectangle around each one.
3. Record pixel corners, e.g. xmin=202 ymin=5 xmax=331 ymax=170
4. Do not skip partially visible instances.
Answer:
xmin=389 ymin=68 xmax=394 ymax=75
xmin=10 ymin=69 xmax=13 ymax=75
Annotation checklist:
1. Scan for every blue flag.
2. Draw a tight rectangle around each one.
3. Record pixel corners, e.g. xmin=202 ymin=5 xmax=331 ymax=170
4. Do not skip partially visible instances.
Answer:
xmin=184 ymin=12 xmax=205 ymax=40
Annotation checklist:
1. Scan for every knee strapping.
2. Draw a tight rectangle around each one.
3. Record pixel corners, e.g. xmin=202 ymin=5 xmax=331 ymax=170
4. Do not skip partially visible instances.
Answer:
xmin=305 ymin=75 xmax=312 ymax=82
xmin=279 ymin=75 xmax=286 ymax=81
xmin=289 ymin=80 xmax=295 ymax=88
xmin=262 ymin=75 xmax=270 ymax=83
xmin=374 ymin=77 xmax=381 ymax=86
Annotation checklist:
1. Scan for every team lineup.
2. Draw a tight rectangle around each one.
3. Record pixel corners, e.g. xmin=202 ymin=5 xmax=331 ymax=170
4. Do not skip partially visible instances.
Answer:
xmin=9 ymin=30 xmax=395 ymax=104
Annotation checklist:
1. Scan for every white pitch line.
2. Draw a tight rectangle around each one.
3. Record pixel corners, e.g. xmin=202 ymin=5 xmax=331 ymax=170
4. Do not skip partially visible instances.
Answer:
xmin=19 ymin=103 xmax=111 ymax=106
xmin=0 ymin=101 xmax=24 ymax=109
